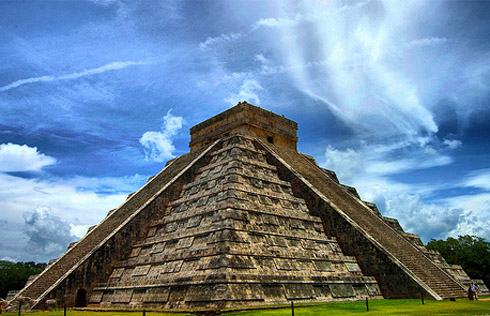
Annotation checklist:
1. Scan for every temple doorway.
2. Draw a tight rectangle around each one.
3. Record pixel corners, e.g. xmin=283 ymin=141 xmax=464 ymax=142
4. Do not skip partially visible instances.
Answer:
xmin=75 ymin=289 xmax=87 ymax=307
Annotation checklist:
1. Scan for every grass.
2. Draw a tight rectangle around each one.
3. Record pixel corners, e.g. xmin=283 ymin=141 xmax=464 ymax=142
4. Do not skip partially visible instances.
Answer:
xmin=222 ymin=297 xmax=490 ymax=316
xmin=2 ymin=297 xmax=489 ymax=316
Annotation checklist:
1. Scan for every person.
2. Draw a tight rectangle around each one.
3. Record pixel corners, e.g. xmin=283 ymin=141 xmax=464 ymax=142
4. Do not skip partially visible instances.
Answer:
xmin=468 ymin=282 xmax=474 ymax=300
xmin=471 ymin=282 xmax=478 ymax=300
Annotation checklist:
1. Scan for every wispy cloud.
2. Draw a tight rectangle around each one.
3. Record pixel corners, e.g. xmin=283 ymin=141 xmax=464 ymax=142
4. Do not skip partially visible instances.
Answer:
xmin=255 ymin=54 xmax=268 ymax=63
xmin=199 ymin=33 xmax=243 ymax=50
xmin=0 ymin=61 xmax=149 ymax=92
xmin=260 ymin=1 xmax=440 ymax=142
xmin=224 ymin=79 xmax=264 ymax=106
xmin=252 ymin=1 xmax=371 ymax=30
xmin=403 ymin=37 xmax=450 ymax=49
xmin=463 ymin=169 xmax=490 ymax=191
xmin=443 ymin=139 xmax=462 ymax=150
xmin=87 ymin=0 xmax=120 ymax=6
xmin=323 ymin=141 xmax=452 ymax=184
xmin=252 ymin=14 xmax=305 ymax=30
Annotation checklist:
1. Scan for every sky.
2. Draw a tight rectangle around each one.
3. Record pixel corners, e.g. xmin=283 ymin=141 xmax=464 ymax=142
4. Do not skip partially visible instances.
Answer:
xmin=1 ymin=0 xmax=489 ymax=263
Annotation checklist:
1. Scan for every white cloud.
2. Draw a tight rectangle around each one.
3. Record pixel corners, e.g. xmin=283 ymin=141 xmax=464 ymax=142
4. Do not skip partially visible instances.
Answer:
xmin=443 ymin=139 xmax=462 ymax=150
xmin=324 ymin=146 xmax=364 ymax=183
xmin=64 ymin=174 xmax=147 ymax=194
xmin=252 ymin=14 xmax=304 ymax=29
xmin=0 ymin=143 xmax=57 ymax=172
xmin=403 ymin=37 xmax=449 ymax=49
xmin=0 ymin=257 xmax=15 ymax=262
xmin=70 ymin=224 xmax=92 ymax=239
xmin=385 ymin=193 xmax=463 ymax=242
xmin=224 ymin=79 xmax=264 ymax=106
xmin=0 ymin=171 xmax=140 ymax=262
xmin=199 ymin=33 xmax=243 ymax=50
xmin=87 ymin=0 xmax=120 ymax=6
xmin=259 ymin=64 xmax=290 ymax=76
xmin=440 ymin=194 xmax=490 ymax=240
xmin=320 ymin=140 xmax=463 ymax=241
xmin=255 ymin=54 xmax=268 ymax=63
xmin=321 ymin=140 xmax=490 ymax=242
xmin=0 ymin=61 xmax=149 ymax=92
xmin=323 ymin=142 xmax=452 ymax=184
xmin=0 ymin=173 xmax=128 ymax=226
xmin=140 ymin=109 xmax=183 ymax=162
xmin=365 ymin=154 xmax=452 ymax=175
xmin=252 ymin=2 xmax=371 ymax=30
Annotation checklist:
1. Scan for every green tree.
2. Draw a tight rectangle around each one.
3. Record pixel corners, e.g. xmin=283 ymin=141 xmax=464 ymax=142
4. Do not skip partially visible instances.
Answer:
xmin=0 ymin=261 xmax=46 ymax=299
xmin=427 ymin=235 xmax=490 ymax=287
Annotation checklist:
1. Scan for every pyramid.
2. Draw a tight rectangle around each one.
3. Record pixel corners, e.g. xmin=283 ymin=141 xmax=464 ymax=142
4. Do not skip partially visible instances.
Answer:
xmin=15 ymin=102 xmax=480 ymax=311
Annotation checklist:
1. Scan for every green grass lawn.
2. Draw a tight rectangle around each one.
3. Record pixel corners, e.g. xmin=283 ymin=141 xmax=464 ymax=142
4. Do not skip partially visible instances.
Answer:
xmin=2 ymin=297 xmax=489 ymax=316
xmin=222 ymin=297 xmax=490 ymax=316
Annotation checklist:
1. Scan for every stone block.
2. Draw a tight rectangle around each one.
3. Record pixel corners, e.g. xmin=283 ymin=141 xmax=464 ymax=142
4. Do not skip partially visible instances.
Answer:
xmin=329 ymin=284 xmax=355 ymax=298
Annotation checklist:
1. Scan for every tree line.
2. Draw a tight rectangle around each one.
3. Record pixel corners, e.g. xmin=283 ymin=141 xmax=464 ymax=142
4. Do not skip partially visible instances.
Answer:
xmin=0 ymin=261 xmax=46 ymax=299
xmin=427 ymin=235 xmax=490 ymax=287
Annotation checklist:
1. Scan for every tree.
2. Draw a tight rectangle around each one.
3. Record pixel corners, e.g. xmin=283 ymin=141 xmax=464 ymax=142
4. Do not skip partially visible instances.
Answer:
xmin=0 ymin=261 xmax=47 ymax=299
xmin=427 ymin=235 xmax=490 ymax=287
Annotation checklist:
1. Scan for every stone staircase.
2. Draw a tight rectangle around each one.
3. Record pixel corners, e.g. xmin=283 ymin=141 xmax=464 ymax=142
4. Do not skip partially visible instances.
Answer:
xmin=13 ymin=144 xmax=215 ymax=307
xmin=262 ymin=141 xmax=466 ymax=299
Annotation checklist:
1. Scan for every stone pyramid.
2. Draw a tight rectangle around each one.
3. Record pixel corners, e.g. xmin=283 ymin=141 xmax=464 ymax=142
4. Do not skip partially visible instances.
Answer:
xmin=15 ymin=102 xmax=475 ymax=311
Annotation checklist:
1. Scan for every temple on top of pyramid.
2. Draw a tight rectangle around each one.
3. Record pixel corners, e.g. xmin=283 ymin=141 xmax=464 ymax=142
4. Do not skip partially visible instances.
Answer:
xmin=189 ymin=101 xmax=298 ymax=151
xmin=12 ymin=102 xmax=488 ymax=312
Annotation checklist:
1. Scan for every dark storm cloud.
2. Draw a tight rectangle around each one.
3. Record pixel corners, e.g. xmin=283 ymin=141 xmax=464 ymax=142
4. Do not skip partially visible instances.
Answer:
xmin=23 ymin=207 xmax=77 ymax=258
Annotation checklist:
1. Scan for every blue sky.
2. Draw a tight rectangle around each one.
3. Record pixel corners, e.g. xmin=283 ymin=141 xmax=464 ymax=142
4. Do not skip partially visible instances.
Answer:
xmin=1 ymin=0 xmax=489 ymax=263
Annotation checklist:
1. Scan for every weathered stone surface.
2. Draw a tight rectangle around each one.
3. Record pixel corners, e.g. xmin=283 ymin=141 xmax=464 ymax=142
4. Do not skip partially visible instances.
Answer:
xmin=14 ymin=102 xmax=482 ymax=311
xmin=89 ymin=136 xmax=380 ymax=309
xmin=264 ymin=140 xmax=467 ymax=299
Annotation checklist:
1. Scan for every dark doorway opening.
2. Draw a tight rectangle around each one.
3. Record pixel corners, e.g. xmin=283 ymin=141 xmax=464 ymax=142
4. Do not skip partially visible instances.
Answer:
xmin=267 ymin=136 xmax=274 ymax=144
xmin=75 ymin=289 xmax=87 ymax=307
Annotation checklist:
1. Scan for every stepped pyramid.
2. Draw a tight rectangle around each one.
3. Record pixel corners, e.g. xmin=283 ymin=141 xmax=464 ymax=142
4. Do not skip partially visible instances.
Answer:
xmin=15 ymin=102 xmax=474 ymax=311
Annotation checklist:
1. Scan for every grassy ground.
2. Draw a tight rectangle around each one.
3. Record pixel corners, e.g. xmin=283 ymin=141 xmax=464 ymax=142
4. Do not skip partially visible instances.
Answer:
xmin=2 ymin=297 xmax=489 ymax=316
xmin=222 ymin=297 xmax=490 ymax=316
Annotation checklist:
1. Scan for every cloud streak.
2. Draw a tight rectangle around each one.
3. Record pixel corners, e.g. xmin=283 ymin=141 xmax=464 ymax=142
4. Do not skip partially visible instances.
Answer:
xmin=259 ymin=1 xmax=440 ymax=142
xmin=199 ymin=33 xmax=243 ymax=50
xmin=403 ymin=37 xmax=450 ymax=49
xmin=0 ymin=61 xmax=149 ymax=92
